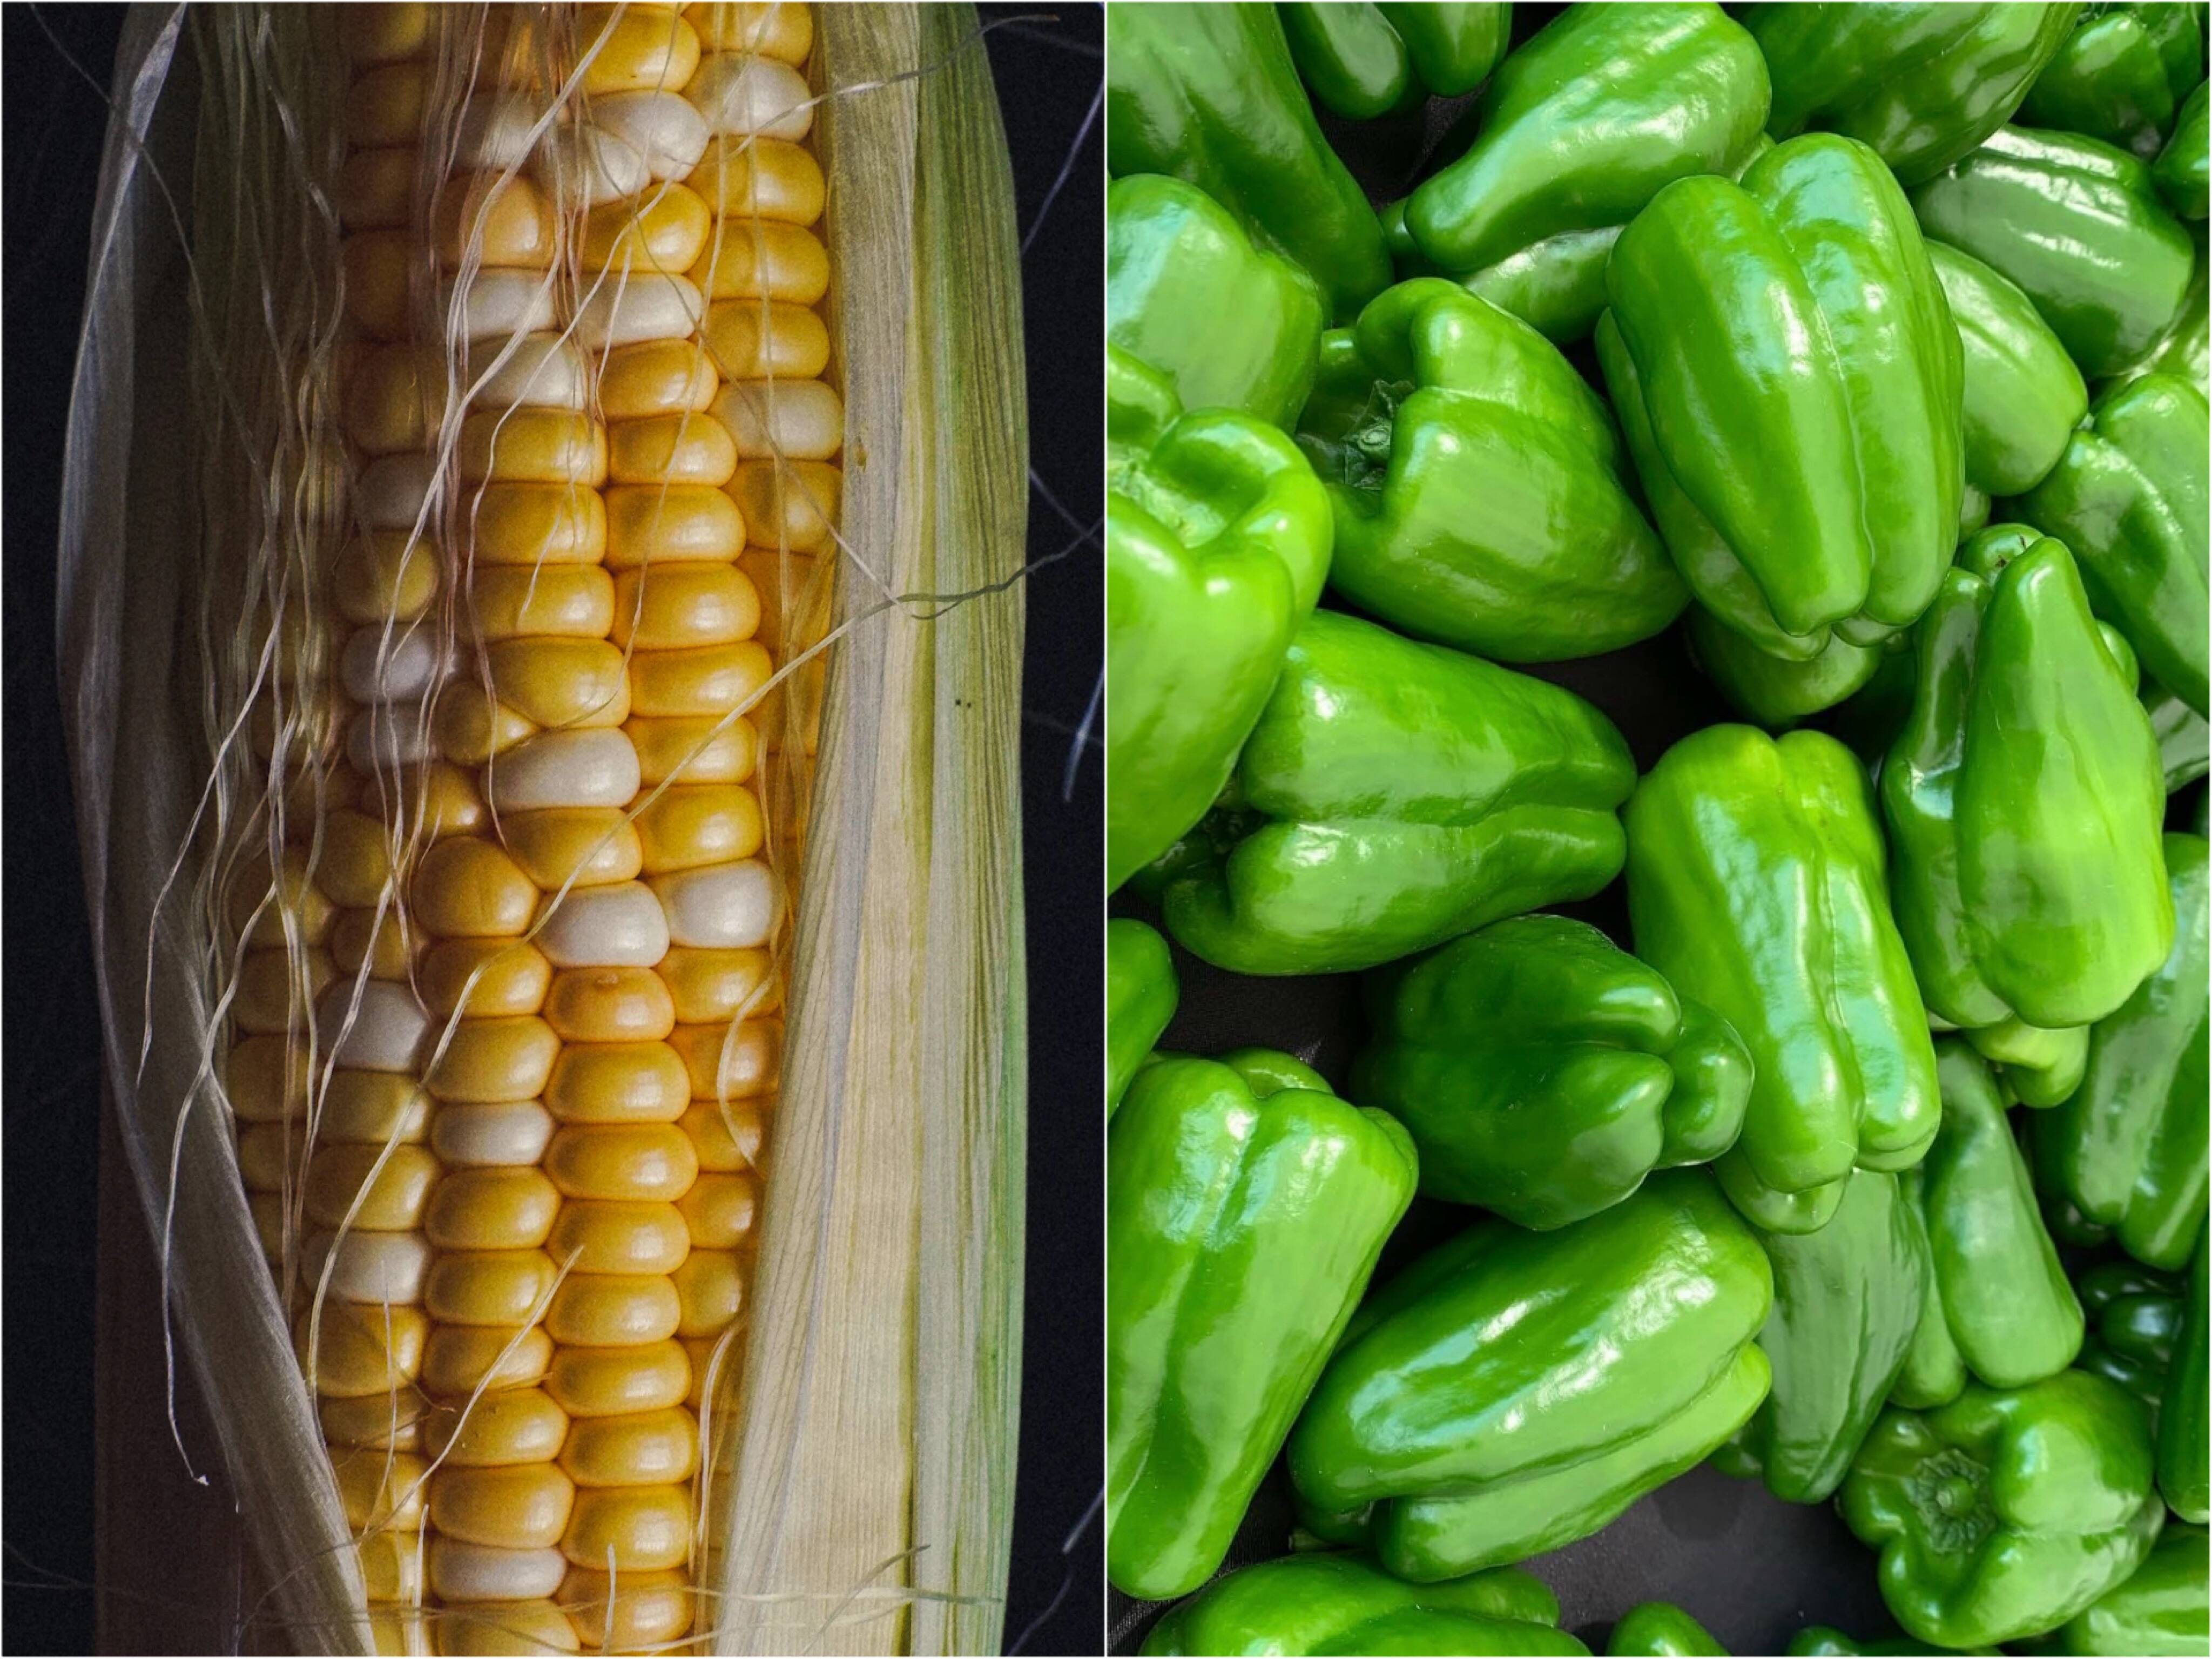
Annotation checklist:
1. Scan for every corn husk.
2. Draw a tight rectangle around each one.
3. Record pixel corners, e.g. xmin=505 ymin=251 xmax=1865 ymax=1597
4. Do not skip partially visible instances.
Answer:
xmin=705 ymin=9 xmax=1028 ymax=1654
xmin=57 ymin=6 xmax=1028 ymax=1654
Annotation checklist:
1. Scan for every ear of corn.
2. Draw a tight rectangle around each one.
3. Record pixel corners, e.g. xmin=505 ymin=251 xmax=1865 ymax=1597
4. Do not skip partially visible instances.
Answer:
xmin=60 ymin=3 xmax=1024 ymax=1655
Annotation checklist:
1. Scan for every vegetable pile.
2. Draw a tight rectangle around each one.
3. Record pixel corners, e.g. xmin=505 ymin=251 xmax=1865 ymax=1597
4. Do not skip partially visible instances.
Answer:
xmin=1105 ymin=4 xmax=2210 ymax=1654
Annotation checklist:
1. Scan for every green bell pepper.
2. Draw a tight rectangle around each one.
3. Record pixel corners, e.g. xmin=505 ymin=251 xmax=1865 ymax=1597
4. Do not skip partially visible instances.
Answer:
xmin=1718 ymin=1169 xmax=1927 ymax=1505
xmin=1600 ymin=133 xmax=1964 ymax=666
xmin=1107 ymin=1049 xmax=1417 ymax=1600
xmin=2016 ymin=374 xmax=2210 ymax=718
xmin=1278 ymin=3 xmax=1511 ymax=122
xmin=1146 ymin=608 xmax=1636 ymax=976
xmin=1744 ymin=3 xmax=2081 ymax=187
xmin=2022 ymin=4 xmax=2206 ymax=159
xmin=1286 ymin=1172 xmax=1775 ymax=1581
xmin=1626 ymin=726 xmax=1943 ymax=1229
xmin=1912 ymin=125 xmax=2196 ymax=378
xmin=2074 ymin=1259 xmax=2183 ymax=1415
xmin=1107 ymin=3 xmax=1392 ymax=321
xmin=1961 ymin=1016 xmax=2092 ymax=1110
xmin=1108 ymin=919 xmax=1177 ymax=1116
xmin=2108 ymin=230 xmax=2210 ymax=392
xmin=1352 ymin=914 xmax=1751 ymax=1229
xmin=1607 ymin=1603 xmax=1729 ymax=1656
xmin=1687 ymin=615 xmax=1884 ymax=732
xmin=1141 ymin=1552 xmax=1584 ymax=1657
xmin=2157 ymin=80 xmax=2209 ymax=216
xmin=2164 ymin=1231 xmax=2209 ymax=1521
xmin=1928 ymin=241 xmax=2088 ymax=497
xmin=1893 ymin=1166 xmax=1970 ymax=1411
xmin=1293 ymin=279 xmax=1683 ymax=663
xmin=2149 ymin=680 xmax=2212 ymax=792
xmin=1105 ymin=348 xmax=1331 ymax=894
xmin=1882 ymin=529 xmax=2173 ymax=1034
xmin=2033 ymin=833 xmax=2210 ymax=1272
xmin=2025 ymin=1522 xmax=2208 ymax=1655
xmin=1398 ymin=4 xmax=1771 ymax=345
xmin=1108 ymin=174 xmax=1327 ymax=434
xmin=1840 ymin=1371 xmax=2167 ymax=1649
xmin=1919 ymin=1043 xmax=2086 ymax=1387
xmin=1786 ymin=1630 xmax=1999 ymax=1656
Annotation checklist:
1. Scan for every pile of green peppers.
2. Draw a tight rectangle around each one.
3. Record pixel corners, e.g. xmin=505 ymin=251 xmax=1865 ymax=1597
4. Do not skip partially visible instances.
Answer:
xmin=1106 ymin=3 xmax=2209 ymax=1654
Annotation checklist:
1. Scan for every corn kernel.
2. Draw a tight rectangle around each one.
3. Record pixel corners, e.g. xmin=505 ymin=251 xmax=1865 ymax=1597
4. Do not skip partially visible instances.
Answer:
xmin=429 ymin=1536 xmax=568 ymax=1603
xmin=422 ymin=1388 xmax=570 ymax=1467
xmin=595 ymin=340 xmax=718 ymax=420
xmin=333 ymin=1447 xmax=429 ymax=1531
xmin=421 ymin=940 xmax=554 ymax=1018
xmin=305 ymin=1143 xmax=440 ymax=1231
xmin=412 ymin=838 xmax=541 ymax=938
xmin=559 ymin=1406 xmax=698 ymax=1488
xmin=458 ymin=408 xmax=608 ymax=486
xmin=603 ymin=484 xmax=747 ymax=568
xmin=626 ymin=714 xmax=757 ymax=786
xmin=426 ymin=1250 xmax=561 ymax=1326
xmin=428 ymin=1167 xmax=562 ymax=1250
xmin=543 ymin=1340 xmax=690 ymax=1417
xmin=684 ymin=134 xmax=823 ymax=223
xmin=437 ymin=1600 xmax=579 ymax=1656
xmin=606 ymin=413 xmax=738 ymax=488
xmin=466 ymin=483 xmax=610 ymax=566
xmin=502 ymin=809 xmax=644 ymax=892
xmin=422 ymin=1324 xmax=556 ymax=1396
xmin=557 ymin=1564 xmax=693 ymax=1648
xmin=232 ymin=947 xmax=334 ymax=1035
xmin=321 ymin=1070 xmax=436 ymax=1143
xmin=325 ymin=1387 xmax=430 ymax=1452
xmin=434 ymin=171 xmax=560 ymax=272
xmin=431 ymin=1463 xmax=576 ymax=1550
xmin=677 ymin=1171 xmax=757 ymax=1251
xmin=296 ymin=1301 xmax=430 ymax=1398
xmin=544 ymin=1040 xmax=689 ymax=1121
xmin=465 ymin=567 xmax=617 ymax=643
xmin=560 ymin=1486 xmax=690 ymax=1570
xmin=672 ymin=1247 xmax=745 ymax=1337
xmin=581 ymin=183 xmax=712 ymax=275
xmin=545 ymin=1124 xmax=698 ymax=1203
xmin=731 ymin=458 xmax=839 ymax=553
xmin=546 ymin=1201 xmax=690 ymax=1275
xmin=611 ymin=563 xmax=759 ymax=650
xmin=702 ymin=298 xmax=830 ymax=380
xmin=543 ymin=972 xmax=677 ymax=1044
xmin=667 ymin=1019 xmax=779 ymax=1100
xmin=677 ymin=1098 xmax=765 ymax=1171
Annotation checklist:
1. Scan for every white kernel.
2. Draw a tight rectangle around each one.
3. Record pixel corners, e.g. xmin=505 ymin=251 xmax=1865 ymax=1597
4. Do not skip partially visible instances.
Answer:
xmin=688 ymin=54 xmax=812 ymax=140
xmin=319 ymin=981 xmax=432 ymax=1073
xmin=482 ymin=729 xmax=643 ymax=812
xmin=305 ymin=1230 xmax=432 ymax=1304
xmin=651 ymin=860 xmax=778 ymax=949
xmin=342 ymin=625 xmax=447 ymax=706
xmin=570 ymin=272 xmax=704 ymax=350
xmin=534 ymin=881 xmax=671 ymax=967
xmin=432 ymin=1100 xmax=557 ymax=1168
xmin=429 ymin=1538 xmax=568 ymax=1602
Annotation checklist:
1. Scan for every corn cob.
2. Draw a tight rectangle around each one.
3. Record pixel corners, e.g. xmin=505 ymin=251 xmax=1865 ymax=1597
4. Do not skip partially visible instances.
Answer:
xmin=225 ymin=5 xmax=839 ymax=1650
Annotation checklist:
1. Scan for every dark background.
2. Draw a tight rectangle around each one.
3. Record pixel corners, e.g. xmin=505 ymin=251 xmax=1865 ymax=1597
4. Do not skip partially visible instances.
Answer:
xmin=2 ymin=4 xmax=1102 ymax=1653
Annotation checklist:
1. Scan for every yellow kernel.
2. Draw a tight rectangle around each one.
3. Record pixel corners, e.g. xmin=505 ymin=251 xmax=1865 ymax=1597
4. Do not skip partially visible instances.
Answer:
xmin=321 ymin=1070 xmax=435 ymax=1143
xmin=464 ymin=566 xmax=617 ymax=643
xmin=627 ymin=642 xmax=773 ymax=719
xmin=580 ymin=183 xmax=712 ymax=275
xmin=485 ymin=637 xmax=631 ymax=729
xmin=343 ymin=3 xmax=432 ymax=66
xmin=432 ymin=1464 xmax=576 ymax=1551
xmin=296 ymin=1301 xmax=430 ymax=1398
xmin=672 ymin=1246 xmax=745 ymax=1337
xmin=466 ymin=482 xmax=609 ymax=566
xmin=305 ymin=1143 xmax=440 ymax=1231
xmin=422 ymin=1324 xmax=556 ymax=1396
xmin=502 ymin=809 xmax=644 ymax=891
xmin=346 ymin=62 xmax=426 ymax=146
xmin=434 ymin=171 xmax=560 ymax=271
xmin=702 ymin=298 xmax=830 ymax=380
xmin=611 ymin=563 xmax=759 ymax=649
xmin=659 ymin=947 xmax=773 ymax=1024
xmin=333 ymin=531 xmax=441 ymax=625
xmin=339 ymin=145 xmax=415 ymax=229
xmin=458 ymin=408 xmax=608 ymax=485
xmin=342 ymin=230 xmax=416 ymax=339
xmin=428 ymin=1167 xmax=562 ymax=1250
xmin=731 ymin=457 xmax=839 ymax=554
xmin=557 ymin=1564 xmax=693 ymax=1648
xmin=434 ymin=683 xmax=540 ymax=767
xmin=684 ymin=1 xmax=814 ymax=61
xmin=595 ymin=340 xmax=718 ymax=421
xmin=606 ymin=413 xmax=738 ymax=488
xmin=437 ymin=1601 xmax=579 ymax=1656
xmin=329 ymin=910 xmax=414 ymax=980
xmin=421 ymin=940 xmax=554 ymax=1018
xmin=320 ymin=1388 xmax=430 ymax=1451
xmin=546 ymin=1201 xmax=690 ymax=1275
xmin=544 ymin=1041 xmax=690 ymax=1124
xmin=678 ymin=1098 xmax=765 ymax=1171
xmin=635 ymin=784 xmax=764 ymax=873
xmin=426 ymin=1250 xmax=561 ymax=1327
xmin=422 ymin=1388 xmax=570 ymax=1467
xmin=543 ymin=1341 xmax=690 ymax=1417
xmin=232 ymin=947 xmax=333 ymax=1035
xmin=545 ymin=1124 xmax=698 ymax=1203
xmin=603 ymin=484 xmax=746 ymax=568
xmin=333 ymin=1447 xmax=429 ymax=1532
xmin=561 ymin=1486 xmax=690 ymax=1570
xmin=559 ymin=1406 xmax=698 ymax=1488
xmin=667 ymin=1018 xmax=780 ymax=1100
xmin=236 ymin=1121 xmax=299 ymax=1191
xmin=626 ymin=713 xmax=757 ymax=786
xmin=677 ymin=1171 xmax=758 ymax=1250
xmin=543 ymin=972 xmax=677 ymax=1045
xmin=427 ymin=1017 xmax=562 ymax=1104
xmin=345 ymin=345 xmax=443 ymax=455
xmin=232 ymin=848 xmax=338 ymax=949
xmin=575 ymin=4 xmax=701 ymax=93
xmin=547 ymin=1273 xmax=683 ymax=1347
xmin=227 ymin=1034 xmax=309 ymax=1122
xmin=684 ymin=134 xmax=824 ymax=223
xmin=411 ymin=838 xmax=541 ymax=938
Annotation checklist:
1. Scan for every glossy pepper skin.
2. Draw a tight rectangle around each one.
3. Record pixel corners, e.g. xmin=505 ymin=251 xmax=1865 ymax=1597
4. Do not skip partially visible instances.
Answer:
xmin=1715 ymin=1169 xmax=1927 ymax=1505
xmin=1286 ymin=1173 xmax=1775 ymax=1581
xmin=2027 ymin=1522 xmax=2209 ymax=1656
xmin=1840 ymin=1371 xmax=2167 ymax=1649
xmin=1912 ymin=125 xmax=2196 ymax=378
xmin=1964 ymin=1016 xmax=2093 ymax=1110
xmin=1294 ymin=279 xmax=1683 ymax=663
xmin=1928 ymin=242 xmax=2088 ymax=497
xmin=2164 ymin=1233 xmax=2209 ymax=1521
xmin=1399 ymin=4 xmax=1772 ymax=346
xmin=1108 ymin=174 xmax=1327 ymax=434
xmin=1600 ymin=134 xmax=1964 ymax=666
xmin=2149 ymin=681 xmax=2212 ymax=793
xmin=1919 ymin=1043 xmax=2086 ymax=1387
xmin=2074 ymin=1259 xmax=2184 ymax=1417
xmin=1278 ymin=3 xmax=1510 ymax=122
xmin=1105 ymin=349 xmax=1331 ymax=894
xmin=1141 ymin=1553 xmax=1584 ymax=1657
xmin=1893 ymin=1166 xmax=1970 ymax=1411
xmin=1626 ymin=726 xmax=1942 ymax=1231
xmin=2033 ymin=833 xmax=2210 ymax=1273
xmin=1147 ymin=609 xmax=1636 ymax=976
xmin=1107 ymin=4 xmax=1392 ymax=322
xmin=1353 ymin=914 xmax=1750 ymax=1229
xmin=2158 ymin=80 xmax=2209 ymax=216
xmin=1744 ymin=4 xmax=2081 ymax=186
xmin=1108 ymin=919 xmax=1177 ymax=1116
xmin=2021 ymin=4 xmax=2206 ymax=159
xmin=1686 ymin=616 xmax=1884 ymax=733
xmin=1882 ymin=529 xmax=2173 ymax=1035
xmin=2017 ymin=374 xmax=2210 ymax=719
xmin=1606 ymin=1604 xmax=1728 ymax=1657
xmin=1107 ymin=1049 xmax=1417 ymax=1600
